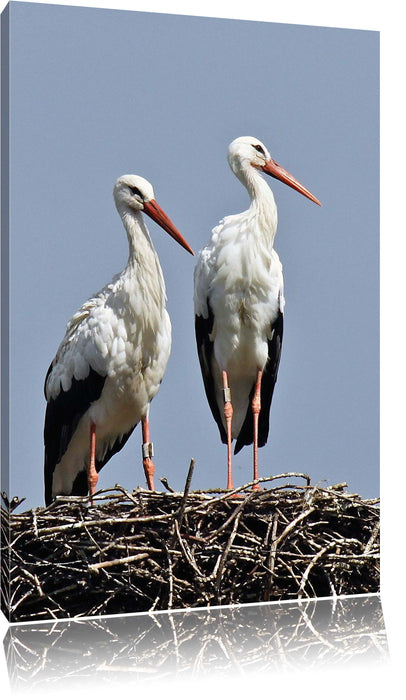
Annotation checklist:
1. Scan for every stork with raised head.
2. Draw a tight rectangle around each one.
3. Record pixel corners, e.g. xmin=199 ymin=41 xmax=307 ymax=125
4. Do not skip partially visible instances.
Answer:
xmin=44 ymin=174 xmax=194 ymax=506
xmin=194 ymin=136 xmax=321 ymax=490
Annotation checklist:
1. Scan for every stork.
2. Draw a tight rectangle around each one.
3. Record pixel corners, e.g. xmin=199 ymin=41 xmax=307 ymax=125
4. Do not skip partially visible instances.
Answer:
xmin=44 ymin=174 xmax=194 ymax=506
xmin=194 ymin=136 xmax=321 ymax=490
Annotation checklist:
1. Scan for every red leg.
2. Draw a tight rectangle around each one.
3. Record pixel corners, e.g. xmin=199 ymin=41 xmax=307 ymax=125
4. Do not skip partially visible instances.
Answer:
xmin=142 ymin=416 xmax=155 ymax=491
xmin=252 ymin=370 xmax=263 ymax=490
xmin=222 ymin=370 xmax=234 ymax=490
xmin=88 ymin=421 xmax=99 ymax=502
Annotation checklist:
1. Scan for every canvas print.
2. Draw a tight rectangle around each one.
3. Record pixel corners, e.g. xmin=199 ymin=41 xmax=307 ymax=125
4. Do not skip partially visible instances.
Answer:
xmin=1 ymin=2 xmax=379 ymax=621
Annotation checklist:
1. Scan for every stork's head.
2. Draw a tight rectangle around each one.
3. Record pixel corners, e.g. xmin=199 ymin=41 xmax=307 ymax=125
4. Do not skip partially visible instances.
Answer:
xmin=227 ymin=136 xmax=272 ymax=174
xmin=113 ymin=174 xmax=194 ymax=255
xmin=227 ymin=136 xmax=321 ymax=206
xmin=114 ymin=174 xmax=157 ymax=214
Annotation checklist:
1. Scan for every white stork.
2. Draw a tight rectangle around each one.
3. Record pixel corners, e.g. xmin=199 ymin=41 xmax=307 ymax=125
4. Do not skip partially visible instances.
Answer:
xmin=44 ymin=174 xmax=194 ymax=505
xmin=194 ymin=136 xmax=321 ymax=490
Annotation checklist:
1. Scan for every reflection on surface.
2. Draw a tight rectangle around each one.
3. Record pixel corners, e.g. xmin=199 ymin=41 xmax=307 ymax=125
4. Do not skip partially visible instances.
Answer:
xmin=4 ymin=594 xmax=387 ymax=691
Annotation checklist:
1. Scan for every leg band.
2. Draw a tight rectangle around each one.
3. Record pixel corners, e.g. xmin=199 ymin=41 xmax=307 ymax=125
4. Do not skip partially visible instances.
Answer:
xmin=223 ymin=387 xmax=231 ymax=403
xmin=142 ymin=442 xmax=154 ymax=459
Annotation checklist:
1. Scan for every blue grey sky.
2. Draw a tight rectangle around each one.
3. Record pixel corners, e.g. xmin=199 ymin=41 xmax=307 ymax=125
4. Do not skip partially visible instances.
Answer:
xmin=5 ymin=1 xmax=379 ymax=508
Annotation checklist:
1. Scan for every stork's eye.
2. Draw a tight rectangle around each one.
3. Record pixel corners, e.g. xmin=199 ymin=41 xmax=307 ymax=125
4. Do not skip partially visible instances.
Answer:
xmin=129 ymin=186 xmax=143 ymax=198
xmin=253 ymin=144 xmax=265 ymax=156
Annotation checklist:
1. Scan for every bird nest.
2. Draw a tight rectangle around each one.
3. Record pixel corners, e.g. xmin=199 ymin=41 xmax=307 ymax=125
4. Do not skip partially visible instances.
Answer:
xmin=1 ymin=466 xmax=380 ymax=622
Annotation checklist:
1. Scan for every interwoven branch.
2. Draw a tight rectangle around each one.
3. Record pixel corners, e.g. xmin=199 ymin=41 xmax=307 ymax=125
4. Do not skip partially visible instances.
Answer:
xmin=1 ymin=473 xmax=380 ymax=622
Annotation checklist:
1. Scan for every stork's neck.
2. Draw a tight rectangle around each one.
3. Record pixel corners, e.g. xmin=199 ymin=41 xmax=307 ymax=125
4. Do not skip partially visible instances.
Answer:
xmin=236 ymin=165 xmax=278 ymax=247
xmin=119 ymin=209 xmax=166 ymax=306
xmin=121 ymin=210 xmax=152 ymax=256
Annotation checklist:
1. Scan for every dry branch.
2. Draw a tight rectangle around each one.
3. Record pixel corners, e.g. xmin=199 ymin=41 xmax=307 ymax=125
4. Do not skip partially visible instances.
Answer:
xmin=1 ymin=473 xmax=379 ymax=622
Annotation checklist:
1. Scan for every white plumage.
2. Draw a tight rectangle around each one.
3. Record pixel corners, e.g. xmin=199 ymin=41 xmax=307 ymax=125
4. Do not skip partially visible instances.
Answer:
xmin=44 ymin=174 xmax=193 ymax=505
xmin=194 ymin=136 xmax=320 ymax=490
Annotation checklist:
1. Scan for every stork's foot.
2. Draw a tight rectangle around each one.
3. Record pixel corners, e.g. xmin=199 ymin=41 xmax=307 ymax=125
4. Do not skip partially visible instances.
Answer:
xmin=252 ymin=369 xmax=263 ymax=486
xmin=141 ymin=416 xmax=155 ymax=491
xmin=226 ymin=474 xmax=235 ymax=491
xmin=87 ymin=422 xmax=98 ymax=504
xmin=222 ymin=370 xmax=235 ymax=492
xmin=143 ymin=455 xmax=155 ymax=491
xmin=88 ymin=469 xmax=99 ymax=498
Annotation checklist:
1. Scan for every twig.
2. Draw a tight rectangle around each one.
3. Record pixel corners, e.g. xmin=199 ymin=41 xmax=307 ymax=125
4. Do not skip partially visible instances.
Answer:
xmin=160 ymin=478 xmax=175 ymax=493
xmin=214 ymin=511 xmax=242 ymax=594
xmin=264 ymin=512 xmax=280 ymax=599
xmin=175 ymin=458 xmax=195 ymax=530
xmin=89 ymin=553 xmax=149 ymax=571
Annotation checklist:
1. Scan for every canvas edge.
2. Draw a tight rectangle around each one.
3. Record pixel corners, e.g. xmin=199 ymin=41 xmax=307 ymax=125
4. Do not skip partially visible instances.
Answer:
xmin=1 ymin=1 xmax=11 ymax=623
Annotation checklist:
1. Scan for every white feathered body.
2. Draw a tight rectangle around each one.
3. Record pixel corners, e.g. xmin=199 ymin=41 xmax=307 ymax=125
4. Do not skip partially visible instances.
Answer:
xmin=46 ymin=216 xmax=171 ymax=498
xmin=194 ymin=179 xmax=285 ymax=437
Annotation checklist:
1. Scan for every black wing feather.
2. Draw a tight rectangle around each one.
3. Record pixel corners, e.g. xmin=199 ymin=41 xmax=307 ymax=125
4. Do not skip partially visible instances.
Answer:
xmin=195 ymin=303 xmax=227 ymax=444
xmin=234 ymin=310 xmax=284 ymax=454
xmin=44 ymin=366 xmax=106 ymax=505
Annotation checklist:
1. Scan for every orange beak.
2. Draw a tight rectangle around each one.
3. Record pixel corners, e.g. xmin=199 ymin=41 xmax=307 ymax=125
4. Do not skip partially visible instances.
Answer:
xmin=143 ymin=199 xmax=194 ymax=255
xmin=261 ymin=158 xmax=321 ymax=206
